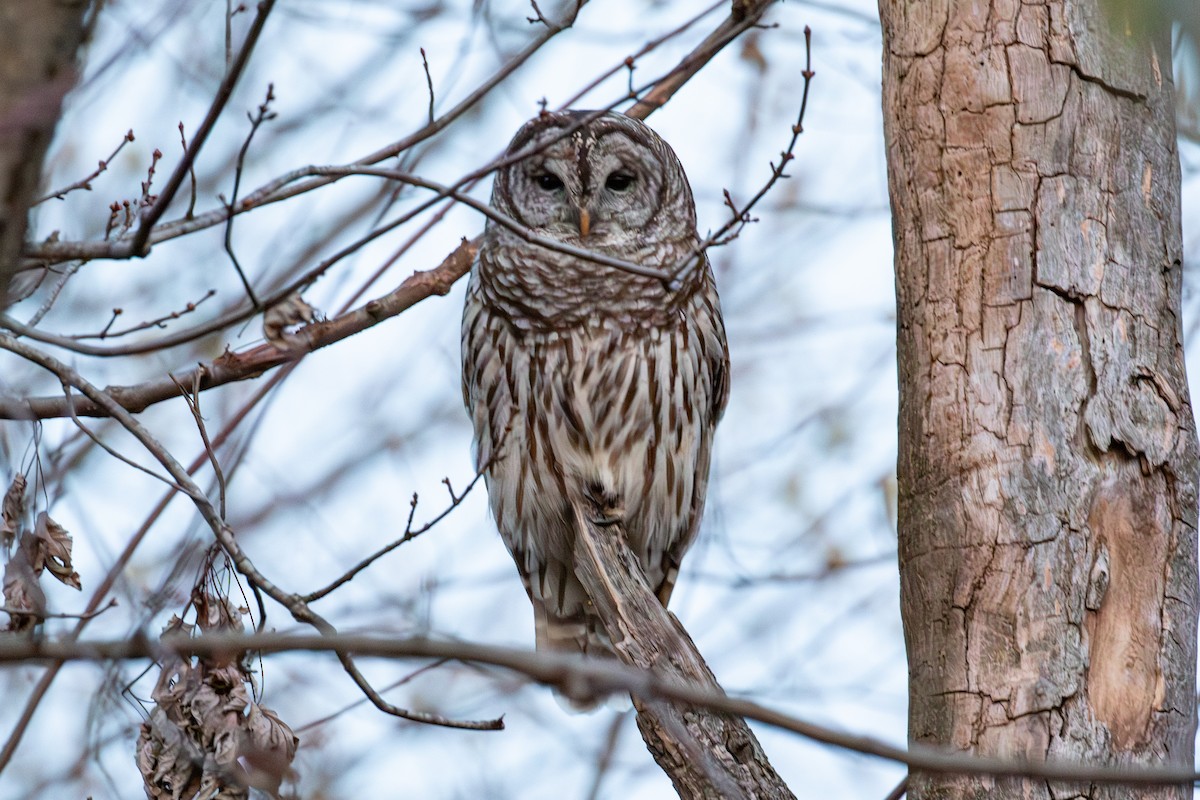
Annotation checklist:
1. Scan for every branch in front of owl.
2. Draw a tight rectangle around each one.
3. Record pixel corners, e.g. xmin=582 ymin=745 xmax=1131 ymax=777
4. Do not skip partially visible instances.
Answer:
xmin=6 ymin=629 xmax=1200 ymax=787
xmin=670 ymin=25 xmax=814 ymax=277
xmin=313 ymin=165 xmax=673 ymax=281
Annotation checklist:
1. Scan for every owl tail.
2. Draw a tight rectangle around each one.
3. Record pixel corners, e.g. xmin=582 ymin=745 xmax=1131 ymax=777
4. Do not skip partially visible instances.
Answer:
xmin=532 ymin=600 xmax=617 ymax=712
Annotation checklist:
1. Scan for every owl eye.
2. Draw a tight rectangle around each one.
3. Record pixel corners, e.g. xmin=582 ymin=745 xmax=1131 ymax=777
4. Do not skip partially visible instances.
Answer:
xmin=605 ymin=173 xmax=635 ymax=192
xmin=534 ymin=173 xmax=564 ymax=191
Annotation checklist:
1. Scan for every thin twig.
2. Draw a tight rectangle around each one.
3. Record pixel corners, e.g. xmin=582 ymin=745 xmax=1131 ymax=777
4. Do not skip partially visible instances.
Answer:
xmin=302 ymin=464 xmax=487 ymax=603
xmin=32 ymin=130 xmax=136 ymax=205
xmin=70 ymin=289 xmax=216 ymax=340
xmin=138 ymin=148 xmax=163 ymax=209
xmin=59 ymin=385 xmax=184 ymax=492
xmin=294 ymin=659 xmax=452 ymax=732
xmin=178 ymin=123 xmax=198 ymax=220
xmin=222 ymin=83 xmax=277 ymax=308
xmin=0 ymin=598 xmax=117 ymax=621
xmin=171 ymin=373 xmax=228 ymax=519
xmin=666 ymin=22 xmax=813 ymax=277
xmin=420 ymin=48 xmax=434 ymax=124
xmin=24 ymin=262 xmax=82 ymax=328
xmin=128 ymin=0 xmax=278 ymax=256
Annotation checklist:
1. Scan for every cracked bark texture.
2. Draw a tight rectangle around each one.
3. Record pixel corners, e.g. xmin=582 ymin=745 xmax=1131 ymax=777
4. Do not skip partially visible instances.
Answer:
xmin=879 ymin=0 xmax=1199 ymax=798
xmin=0 ymin=0 xmax=91 ymax=305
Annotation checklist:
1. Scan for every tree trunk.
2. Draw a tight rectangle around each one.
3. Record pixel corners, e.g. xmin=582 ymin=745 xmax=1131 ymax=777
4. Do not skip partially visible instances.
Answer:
xmin=0 ymin=0 xmax=92 ymax=303
xmin=880 ymin=0 xmax=1199 ymax=797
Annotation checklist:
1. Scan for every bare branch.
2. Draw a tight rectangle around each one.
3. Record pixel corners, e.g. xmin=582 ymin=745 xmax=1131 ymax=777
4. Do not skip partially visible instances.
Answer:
xmin=667 ymin=23 xmax=814 ymax=275
xmin=570 ymin=506 xmax=795 ymax=799
xmin=32 ymin=128 xmax=135 ymax=205
xmin=128 ymin=0 xmax=278 ymax=256
xmin=221 ymin=82 xmax=278 ymax=308
xmin=626 ymin=0 xmax=776 ymax=118
xmin=70 ymin=289 xmax=216 ymax=341
xmin=0 ymin=327 xmax=502 ymax=732
xmin=0 ymin=238 xmax=477 ymax=419
xmin=420 ymin=47 xmax=435 ymax=124
xmin=0 ymin=630 xmax=1197 ymax=787
xmin=302 ymin=464 xmax=487 ymax=603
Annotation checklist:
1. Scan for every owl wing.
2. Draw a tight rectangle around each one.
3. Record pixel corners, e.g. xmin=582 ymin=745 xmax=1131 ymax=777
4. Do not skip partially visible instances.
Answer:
xmin=653 ymin=264 xmax=729 ymax=607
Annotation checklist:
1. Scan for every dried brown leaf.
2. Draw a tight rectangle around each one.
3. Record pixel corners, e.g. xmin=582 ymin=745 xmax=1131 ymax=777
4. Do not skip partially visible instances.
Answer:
xmin=191 ymin=584 xmax=246 ymax=636
xmin=3 ymin=538 xmax=45 ymax=631
xmin=1 ymin=473 xmax=25 ymax=549
xmin=243 ymin=703 xmax=298 ymax=794
xmin=141 ymin=591 xmax=296 ymax=800
xmin=32 ymin=512 xmax=81 ymax=590
xmin=262 ymin=292 xmax=317 ymax=347
xmin=163 ymin=614 xmax=195 ymax=637
xmin=137 ymin=708 xmax=205 ymax=800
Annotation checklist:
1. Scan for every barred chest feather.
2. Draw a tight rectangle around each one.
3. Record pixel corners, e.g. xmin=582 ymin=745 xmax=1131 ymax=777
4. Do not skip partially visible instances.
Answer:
xmin=462 ymin=247 xmax=728 ymax=652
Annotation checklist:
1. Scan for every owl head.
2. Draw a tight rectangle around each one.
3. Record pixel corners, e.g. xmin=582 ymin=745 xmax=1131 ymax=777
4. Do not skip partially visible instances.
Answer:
xmin=488 ymin=110 xmax=699 ymax=253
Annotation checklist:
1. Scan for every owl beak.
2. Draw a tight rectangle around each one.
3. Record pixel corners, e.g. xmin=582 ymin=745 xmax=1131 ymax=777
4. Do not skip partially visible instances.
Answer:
xmin=577 ymin=207 xmax=590 ymax=238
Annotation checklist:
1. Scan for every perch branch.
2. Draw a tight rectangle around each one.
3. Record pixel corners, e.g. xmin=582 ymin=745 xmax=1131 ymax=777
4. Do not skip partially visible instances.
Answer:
xmin=570 ymin=506 xmax=796 ymax=799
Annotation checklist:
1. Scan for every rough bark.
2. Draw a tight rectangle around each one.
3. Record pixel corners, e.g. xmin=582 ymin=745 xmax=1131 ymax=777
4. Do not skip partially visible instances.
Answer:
xmin=0 ymin=0 xmax=91 ymax=305
xmin=571 ymin=507 xmax=796 ymax=800
xmin=880 ymin=0 xmax=1199 ymax=797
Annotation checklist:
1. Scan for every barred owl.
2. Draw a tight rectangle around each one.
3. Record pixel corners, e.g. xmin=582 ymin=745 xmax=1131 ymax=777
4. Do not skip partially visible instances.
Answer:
xmin=461 ymin=110 xmax=729 ymax=663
